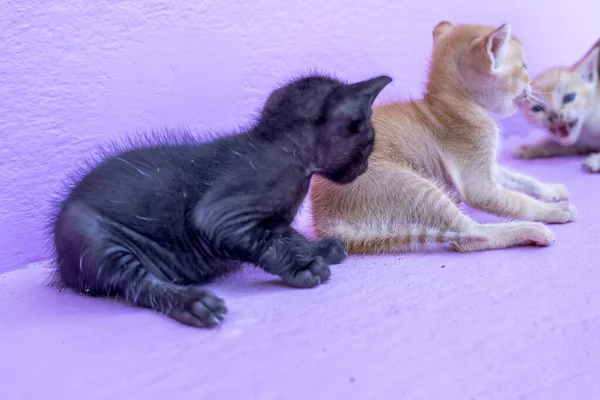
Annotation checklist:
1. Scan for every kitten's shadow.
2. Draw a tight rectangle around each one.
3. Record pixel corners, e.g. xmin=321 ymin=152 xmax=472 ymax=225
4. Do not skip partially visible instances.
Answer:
xmin=252 ymin=279 xmax=289 ymax=289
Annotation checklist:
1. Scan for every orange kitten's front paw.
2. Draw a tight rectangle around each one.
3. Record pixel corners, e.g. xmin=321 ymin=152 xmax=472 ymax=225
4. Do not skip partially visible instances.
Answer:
xmin=514 ymin=145 xmax=541 ymax=159
xmin=539 ymin=183 xmax=569 ymax=202
xmin=523 ymin=222 xmax=555 ymax=247
xmin=543 ymin=201 xmax=577 ymax=224
xmin=583 ymin=153 xmax=600 ymax=173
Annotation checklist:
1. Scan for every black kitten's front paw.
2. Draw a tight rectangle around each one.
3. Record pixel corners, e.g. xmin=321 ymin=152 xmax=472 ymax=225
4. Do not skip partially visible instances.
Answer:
xmin=282 ymin=256 xmax=331 ymax=288
xmin=167 ymin=286 xmax=227 ymax=328
xmin=314 ymin=238 xmax=348 ymax=264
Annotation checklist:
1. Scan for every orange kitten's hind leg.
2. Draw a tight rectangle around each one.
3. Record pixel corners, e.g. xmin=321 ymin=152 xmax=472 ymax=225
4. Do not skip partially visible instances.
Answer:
xmin=450 ymin=221 xmax=554 ymax=252
xmin=311 ymin=168 xmax=555 ymax=254
xmin=325 ymin=220 xmax=553 ymax=254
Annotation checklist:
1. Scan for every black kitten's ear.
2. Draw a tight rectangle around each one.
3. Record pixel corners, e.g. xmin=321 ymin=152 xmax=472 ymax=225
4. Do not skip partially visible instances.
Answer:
xmin=328 ymin=75 xmax=392 ymax=120
xmin=347 ymin=75 xmax=393 ymax=106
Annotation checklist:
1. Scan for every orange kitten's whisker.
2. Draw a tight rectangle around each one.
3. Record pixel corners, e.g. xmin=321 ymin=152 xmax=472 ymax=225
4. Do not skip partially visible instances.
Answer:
xmin=528 ymin=94 xmax=549 ymax=106
xmin=528 ymin=95 xmax=545 ymax=104
xmin=530 ymin=91 xmax=552 ymax=98
xmin=523 ymin=96 xmax=538 ymax=104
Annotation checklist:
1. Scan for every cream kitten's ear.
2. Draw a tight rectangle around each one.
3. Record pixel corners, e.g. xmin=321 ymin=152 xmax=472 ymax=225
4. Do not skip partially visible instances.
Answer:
xmin=433 ymin=21 xmax=454 ymax=41
xmin=573 ymin=47 xmax=599 ymax=83
xmin=485 ymin=24 xmax=511 ymax=69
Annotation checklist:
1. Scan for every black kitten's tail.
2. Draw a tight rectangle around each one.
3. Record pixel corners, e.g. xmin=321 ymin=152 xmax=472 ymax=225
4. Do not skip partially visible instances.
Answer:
xmin=52 ymin=201 xmax=227 ymax=328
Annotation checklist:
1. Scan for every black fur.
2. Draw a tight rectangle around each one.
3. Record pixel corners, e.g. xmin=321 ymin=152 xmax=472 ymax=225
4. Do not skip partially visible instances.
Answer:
xmin=50 ymin=73 xmax=392 ymax=328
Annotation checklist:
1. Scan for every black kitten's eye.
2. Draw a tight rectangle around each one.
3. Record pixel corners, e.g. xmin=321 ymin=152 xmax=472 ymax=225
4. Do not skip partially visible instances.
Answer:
xmin=349 ymin=119 xmax=363 ymax=134
xmin=531 ymin=104 xmax=545 ymax=113
xmin=563 ymin=92 xmax=576 ymax=104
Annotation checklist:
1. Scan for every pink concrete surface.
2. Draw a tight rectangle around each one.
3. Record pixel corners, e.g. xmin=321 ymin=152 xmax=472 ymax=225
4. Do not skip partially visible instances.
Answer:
xmin=3 ymin=2 xmax=600 ymax=398
xmin=2 ymin=0 xmax=600 ymax=272
xmin=2 ymin=136 xmax=600 ymax=399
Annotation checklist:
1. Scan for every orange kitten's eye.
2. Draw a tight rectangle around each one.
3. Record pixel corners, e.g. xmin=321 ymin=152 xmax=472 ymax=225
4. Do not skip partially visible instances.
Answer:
xmin=531 ymin=104 xmax=545 ymax=113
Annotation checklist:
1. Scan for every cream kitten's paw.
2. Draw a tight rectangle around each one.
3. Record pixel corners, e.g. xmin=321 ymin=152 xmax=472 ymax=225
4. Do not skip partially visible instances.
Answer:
xmin=523 ymin=222 xmax=555 ymax=247
xmin=514 ymin=144 xmax=543 ymax=159
xmin=539 ymin=183 xmax=569 ymax=202
xmin=543 ymin=201 xmax=578 ymax=224
xmin=583 ymin=153 xmax=600 ymax=172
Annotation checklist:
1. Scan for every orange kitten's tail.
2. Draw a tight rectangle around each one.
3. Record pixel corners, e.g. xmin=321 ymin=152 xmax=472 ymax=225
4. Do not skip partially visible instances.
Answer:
xmin=322 ymin=224 xmax=487 ymax=255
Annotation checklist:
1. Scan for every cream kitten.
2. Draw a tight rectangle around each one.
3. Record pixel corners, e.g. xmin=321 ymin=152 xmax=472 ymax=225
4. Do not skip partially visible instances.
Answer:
xmin=310 ymin=22 xmax=577 ymax=255
xmin=516 ymin=39 xmax=600 ymax=172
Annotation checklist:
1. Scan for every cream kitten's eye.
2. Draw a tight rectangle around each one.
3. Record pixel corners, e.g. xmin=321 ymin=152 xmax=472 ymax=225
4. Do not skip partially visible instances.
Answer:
xmin=531 ymin=104 xmax=545 ymax=113
xmin=522 ymin=62 xmax=528 ymax=70
xmin=563 ymin=93 xmax=576 ymax=104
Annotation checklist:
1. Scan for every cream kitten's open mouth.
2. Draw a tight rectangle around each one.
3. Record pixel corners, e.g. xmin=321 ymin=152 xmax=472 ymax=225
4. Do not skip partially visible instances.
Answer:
xmin=549 ymin=120 xmax=578 ymax=138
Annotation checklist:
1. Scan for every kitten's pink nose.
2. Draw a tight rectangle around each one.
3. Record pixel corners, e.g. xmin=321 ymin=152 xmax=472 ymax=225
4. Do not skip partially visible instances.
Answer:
xmin=523 ymin=86 xmax=531 ymax=98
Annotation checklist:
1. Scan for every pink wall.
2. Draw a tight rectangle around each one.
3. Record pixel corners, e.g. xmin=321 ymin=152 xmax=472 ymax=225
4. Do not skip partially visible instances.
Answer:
xmin=1 ymin=0 xmax=598 ymax=272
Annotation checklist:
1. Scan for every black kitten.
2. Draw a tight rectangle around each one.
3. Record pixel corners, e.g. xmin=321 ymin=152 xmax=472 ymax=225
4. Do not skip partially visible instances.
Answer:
xmin=51 ymin=73 xmax=392 ymax=328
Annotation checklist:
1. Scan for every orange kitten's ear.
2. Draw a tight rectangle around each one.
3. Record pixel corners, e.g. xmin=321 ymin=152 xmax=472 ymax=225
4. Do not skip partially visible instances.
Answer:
xmin=485 ymin=24 xmax=511 ymax=69
xmin=433 ymin=21 xmax=454 ymax=41
xmin=573 ymin=47 xmax=599 ymax=83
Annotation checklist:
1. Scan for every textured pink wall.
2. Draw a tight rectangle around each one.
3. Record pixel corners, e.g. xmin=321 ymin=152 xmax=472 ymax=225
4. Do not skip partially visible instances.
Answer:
xmin=1 ymin=0 xmax=598 ymax=272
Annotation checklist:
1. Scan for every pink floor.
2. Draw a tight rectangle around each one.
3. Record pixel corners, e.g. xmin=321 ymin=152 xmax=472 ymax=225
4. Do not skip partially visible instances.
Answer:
xmin=1 ymin=136 xmax=600 ymax=399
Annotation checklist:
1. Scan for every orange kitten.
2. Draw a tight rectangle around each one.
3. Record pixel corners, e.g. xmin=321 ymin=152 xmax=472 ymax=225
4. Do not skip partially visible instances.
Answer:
xmin=516 ymin=39 xmax=600 ymax=172
xmin=310 ymin=22 xmax=577 ymax=255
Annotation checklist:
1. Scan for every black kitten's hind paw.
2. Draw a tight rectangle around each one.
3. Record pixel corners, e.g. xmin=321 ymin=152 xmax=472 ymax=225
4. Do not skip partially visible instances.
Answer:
xmin=282 ymin=256 xmax=331 ymax=288
xmin=314 ymin=238 xmax=348 ymax=264
xmin=166 ymin=286 xmax=227 ymax=328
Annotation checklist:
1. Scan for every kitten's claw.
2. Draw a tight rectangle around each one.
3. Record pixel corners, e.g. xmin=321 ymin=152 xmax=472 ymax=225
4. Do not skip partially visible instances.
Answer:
xmin=583 ymin=153 xmax=600 ymax=172
xmin=283 ymin=256 xmax=331 ymax=288
xmin=314 ymin=238 xmax=348 ymax=264
xmin=167 ymin=287 xmax=227 ymax=328
xmin=539 ymin=183 xmax=569 ymax=202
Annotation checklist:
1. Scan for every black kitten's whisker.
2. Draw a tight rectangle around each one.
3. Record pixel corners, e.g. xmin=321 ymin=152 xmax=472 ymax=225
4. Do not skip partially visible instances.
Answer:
xmin=115 ymin=157 xmax=151 ymax=177
xmin=134 ymin=215 xmax=159 ymax=221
